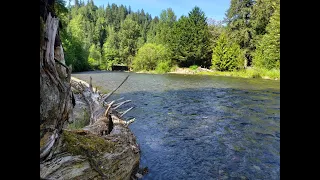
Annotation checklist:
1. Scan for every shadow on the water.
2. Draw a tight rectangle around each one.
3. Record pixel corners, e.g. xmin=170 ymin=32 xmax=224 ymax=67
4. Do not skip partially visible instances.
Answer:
xmin=72 ymin=72 xmax=280 ymax=180
xmin=107 ymin=88 xmax=280 ymax=180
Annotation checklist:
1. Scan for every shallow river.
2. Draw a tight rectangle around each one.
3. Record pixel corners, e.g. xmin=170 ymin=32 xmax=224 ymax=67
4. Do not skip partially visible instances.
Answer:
xmin=72 ymin=71 xmax=280 ymax=180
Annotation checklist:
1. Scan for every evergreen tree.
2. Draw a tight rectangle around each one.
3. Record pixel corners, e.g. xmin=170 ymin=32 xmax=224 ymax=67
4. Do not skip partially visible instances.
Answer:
xmin=251 ymin=0 xmax=279 ymax=36
xmin=171 ymin=7 xmax=211 ymax=67
xmin=146 ymin=16 xmax=159 ymax=43
xmin=155 ymin=8 xmax=176 ymax=46
xmin=212 ymin=33 xmax=244 ymax=71
xmin=226 ymin=0 xmax=255 ymax=67
xmin=103 ymin=26 xmax=120 ymax=69
xmin=253 ymin=2 xmax=280 ymax=69
xmin=118 ymin=16 xmax=140 ymax=66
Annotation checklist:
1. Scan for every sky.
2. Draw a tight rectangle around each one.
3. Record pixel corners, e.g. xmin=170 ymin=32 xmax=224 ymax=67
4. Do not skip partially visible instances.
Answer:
xmin=75 ymin=0 xmax=231 ymax=21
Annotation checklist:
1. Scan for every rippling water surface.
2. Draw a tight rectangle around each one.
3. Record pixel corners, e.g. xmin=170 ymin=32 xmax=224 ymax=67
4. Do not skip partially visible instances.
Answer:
xmin=73 ymin=71 xmax=280 ymax=180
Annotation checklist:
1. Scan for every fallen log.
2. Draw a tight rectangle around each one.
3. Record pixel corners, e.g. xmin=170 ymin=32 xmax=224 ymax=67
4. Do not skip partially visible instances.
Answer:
xmin=40 ymin=1 xmax=141 ymax=179
xmin=40 ymin=76 xmax=141 ymax=180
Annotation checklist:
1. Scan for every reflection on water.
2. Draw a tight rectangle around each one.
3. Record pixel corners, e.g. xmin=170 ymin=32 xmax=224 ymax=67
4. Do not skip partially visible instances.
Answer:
xmin=72 ymin=71 xmax=280 ymax=180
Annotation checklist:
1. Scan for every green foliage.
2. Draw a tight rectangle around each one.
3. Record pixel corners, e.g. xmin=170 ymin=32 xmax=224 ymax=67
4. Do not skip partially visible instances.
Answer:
xmin=55 ymin=0 xmax=279 ymax=78
xmin=146 ymin=16 xmax=159 ymax=43
xmin=94 ymin=15 xmax=106 ymax=47
xmin=68 ymin=14 xmax=86 ymax=43
xmin=137 ymin=37 xmax=145 ymax=49
xmin=88 ymin=44 xmax=101 ymax=69
xmin=54 ymin=0 xmax=68 ymax=28
xmin=102 ymin=26 xmax=120 ymax=70
xmin=237 ymin=68 xmax=279 ymax=79
xmin=196 ymin=67 xmax=279 ymax=80
xmin=251 ymin=0 xmax=279 ymax=36
xmin=132 ymin=43 xmax=171 ymax=71
xmin=171 ymin=7 xmax=212 ymax=67
xmin=155 ymin=61 xmax=172 ymax=73
xmin=207 ymin=19 xmax=226 ymax=47
xmin=226 ymin=0 xmax=255 ymax=66
xmin=253 ymin=2 xmax=280 ymax=70
xmin=118 ymin=16 xmax=140 ymax=66
xmin=211 ymin=33 xmax=244 ymax=71
xmin=189 ymin=65 xmax=198 ymax=71
xmin=61 ymin=31 xmax=89 ymax=72
xmin=154 ymin=8 xmax=176 ymax=46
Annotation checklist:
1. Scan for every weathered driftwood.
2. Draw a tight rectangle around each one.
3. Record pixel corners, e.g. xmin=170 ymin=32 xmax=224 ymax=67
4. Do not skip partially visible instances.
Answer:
xmin=40 ymin=1 xmax=141 ymax=179
xmin=120 ymin=107 xmax=134 ymax=117
xmin=41 ymin=77 xmax=141 ymax=180
xmin=40 ymin=10 xmax=73 ymax=162
xmin=113 ymin=100 xmax=132 ymax=110
xmin=102 ymin=75 xmax=129 ymax=101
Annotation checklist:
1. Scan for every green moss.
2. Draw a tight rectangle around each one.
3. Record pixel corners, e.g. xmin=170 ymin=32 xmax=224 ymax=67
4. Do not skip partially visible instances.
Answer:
xmin=74 ymin=163 xmax=85 ymax=169
xmin=40 ymin=132 xmax=51 ymax=148
xmin=62 ymin=131 xmax=116 ymax=156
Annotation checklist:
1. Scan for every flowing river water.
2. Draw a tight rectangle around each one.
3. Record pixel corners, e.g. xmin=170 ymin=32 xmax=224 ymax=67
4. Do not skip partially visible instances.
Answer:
xmin=72 ymin=71 xmax=280 ymax=180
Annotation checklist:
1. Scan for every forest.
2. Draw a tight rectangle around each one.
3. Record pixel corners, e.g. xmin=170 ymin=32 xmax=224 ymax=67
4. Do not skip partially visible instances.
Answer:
xmin=40 ymin=1 xmax=280 ymax=178
xmin=55 ymin=0 xmax=279 ymax=77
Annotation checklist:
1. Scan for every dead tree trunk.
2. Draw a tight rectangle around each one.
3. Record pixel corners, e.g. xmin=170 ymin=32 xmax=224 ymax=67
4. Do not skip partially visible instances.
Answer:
xmin=41 ymin=77 xmax=140 ymax=179
xmin=40 ymin=0 xmax=72 ymax=161
xmin=40 ymin=0 xmax=141 ymax=179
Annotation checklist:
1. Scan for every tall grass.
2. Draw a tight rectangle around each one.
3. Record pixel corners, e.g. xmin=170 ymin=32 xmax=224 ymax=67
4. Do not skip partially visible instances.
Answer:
xmin=196 ymin=68 xmax=279 ymax=80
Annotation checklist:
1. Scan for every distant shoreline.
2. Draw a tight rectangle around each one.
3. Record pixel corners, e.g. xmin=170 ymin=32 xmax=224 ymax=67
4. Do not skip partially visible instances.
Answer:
xmin=136 ymin=67 xmax=280 ymax=80
xmin=73 ymin=67 xmax=279 ymax=80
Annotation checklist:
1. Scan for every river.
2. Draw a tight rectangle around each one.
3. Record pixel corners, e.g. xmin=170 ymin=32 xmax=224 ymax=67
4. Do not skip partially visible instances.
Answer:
xmin=72 ymin=71 xmax=280 ymax=180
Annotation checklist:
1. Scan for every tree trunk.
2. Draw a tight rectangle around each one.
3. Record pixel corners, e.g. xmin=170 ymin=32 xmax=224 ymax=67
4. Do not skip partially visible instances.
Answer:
xmin=40 ymin=0 xmax=72 ymax=161
xmin=40 ymin=1 xmax=141 ymax=179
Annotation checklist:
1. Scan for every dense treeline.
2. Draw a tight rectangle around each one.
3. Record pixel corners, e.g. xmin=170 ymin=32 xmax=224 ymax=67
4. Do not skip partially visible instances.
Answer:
xmin=56 ymin=0 xmax=279 ymax=73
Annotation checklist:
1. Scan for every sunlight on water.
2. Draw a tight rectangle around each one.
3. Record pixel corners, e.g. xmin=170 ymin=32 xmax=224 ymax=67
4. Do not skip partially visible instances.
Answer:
xmin=73 ymin=71 xmax=280 ymax=180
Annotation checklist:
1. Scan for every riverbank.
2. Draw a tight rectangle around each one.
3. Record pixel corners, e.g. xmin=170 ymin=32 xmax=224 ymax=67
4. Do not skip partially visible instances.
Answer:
xmin=136 ymin=67 xmax=280 ymax=80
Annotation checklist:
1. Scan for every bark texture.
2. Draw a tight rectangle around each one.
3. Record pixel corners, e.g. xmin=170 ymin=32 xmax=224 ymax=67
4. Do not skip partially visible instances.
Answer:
xmin=40 ymin=1 xmax=141 ymax=179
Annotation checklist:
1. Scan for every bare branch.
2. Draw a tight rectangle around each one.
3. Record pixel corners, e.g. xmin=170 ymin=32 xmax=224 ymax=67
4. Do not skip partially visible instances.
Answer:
xmin=105 ymin=97 xmax=124 ymax=105
xmin=102 ymin=75 xmax=129 ymax=102
xmin=125 ymin=118 xmax=136 ymax=126
xmin=113 ymin=97 xmax=125 ymax=103
xmin=113 ymin=100 xmax=131 ymax=107
xmin=113 ymin=100 xmax=132 ymax=110
xmin=120 ymin=107 xmax=134 ymax=117
xmin=104 ymin=101 xmax=115 ymax=117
